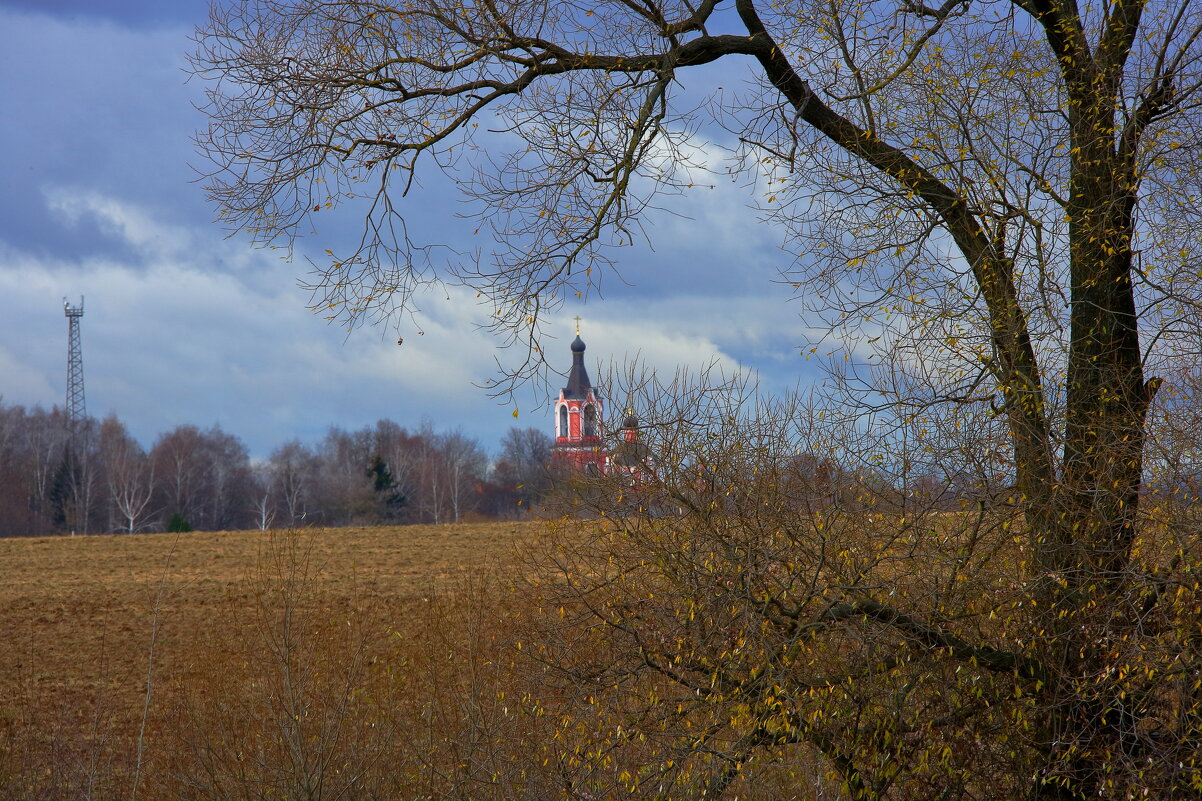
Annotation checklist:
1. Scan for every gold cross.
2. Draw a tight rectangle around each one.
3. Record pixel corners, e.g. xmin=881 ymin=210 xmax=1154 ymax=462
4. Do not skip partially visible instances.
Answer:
xmin=573 ymin=315 xmax=582 ymax=335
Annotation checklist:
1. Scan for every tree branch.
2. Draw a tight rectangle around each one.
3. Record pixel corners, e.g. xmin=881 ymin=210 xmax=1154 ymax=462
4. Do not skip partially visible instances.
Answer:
xmin=820 ymin=598 xmax=1050 ymax=684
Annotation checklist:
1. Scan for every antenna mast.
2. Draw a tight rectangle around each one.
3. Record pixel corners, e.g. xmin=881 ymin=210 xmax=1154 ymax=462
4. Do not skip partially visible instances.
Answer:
xmin=63 ymin=296 xmax=86 ymax=434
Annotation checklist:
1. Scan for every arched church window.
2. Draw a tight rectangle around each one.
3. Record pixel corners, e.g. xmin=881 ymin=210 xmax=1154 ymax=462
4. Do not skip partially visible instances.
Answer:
xmin=584 ymin=404 xmax=598 ymax=437
xmin=559 ymin=404 xmax=569 ymax=438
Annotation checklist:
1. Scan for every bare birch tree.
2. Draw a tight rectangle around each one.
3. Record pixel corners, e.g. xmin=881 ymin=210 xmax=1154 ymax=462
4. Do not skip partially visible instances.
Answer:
xmin=98 ymin=415 xmax=156 ymax=534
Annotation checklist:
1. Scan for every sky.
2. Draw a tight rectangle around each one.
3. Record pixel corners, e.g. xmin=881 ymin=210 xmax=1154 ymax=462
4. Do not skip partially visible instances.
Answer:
xmin=0 ymin=0 xmax=821 ymax=459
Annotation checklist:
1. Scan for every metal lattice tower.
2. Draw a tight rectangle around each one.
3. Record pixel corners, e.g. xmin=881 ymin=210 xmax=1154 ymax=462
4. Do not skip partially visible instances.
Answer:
xmin=63 ymin=296 xmax=86 ymax=432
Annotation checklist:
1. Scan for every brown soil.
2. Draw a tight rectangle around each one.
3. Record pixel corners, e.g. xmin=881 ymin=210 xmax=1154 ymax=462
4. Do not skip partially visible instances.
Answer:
xmin=0 ymin=522 xmax=542 ymax=799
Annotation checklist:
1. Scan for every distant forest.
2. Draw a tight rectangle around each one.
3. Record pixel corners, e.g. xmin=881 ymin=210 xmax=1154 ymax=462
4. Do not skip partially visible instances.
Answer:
xmin=0 ymin=400 xmax=552 ymax=536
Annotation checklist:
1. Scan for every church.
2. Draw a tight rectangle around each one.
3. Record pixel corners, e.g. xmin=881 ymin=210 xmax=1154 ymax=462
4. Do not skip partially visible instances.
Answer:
xmin=550 ymin=328 xmax=648 ymax=479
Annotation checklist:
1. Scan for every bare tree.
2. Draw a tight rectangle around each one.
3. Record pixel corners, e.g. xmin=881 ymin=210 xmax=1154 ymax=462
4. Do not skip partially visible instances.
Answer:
xmin=150 ymin=424 xmax=255 ymax=532
xmin=0 ymin=402 xmax=42 ymax=536
xmin=197 ymin=427 xmax=255 ymax=531
xmin=97 ymin=415 xmax=156 ymax=534
xmin=194 ymin=2 xmax=1202 ymax=797
xmin=151 ymin=425 xmax=205 ymax=530
xmin=311 ymin=426 xmax=378 ymax=525
xmin=248 ymin=461 xmax=277 ymax=530
xmin=26 ymin=406 xmax=69 ymax=535
xmin=268 ymin=439 xmax=319 ymax=526
xmin=492 ymin=427 xmax=553 ymax=514
xmin=443 ymin=430 xmax=488 ymax=523
xmin=0 ymin=402 xmax=103 ymax=535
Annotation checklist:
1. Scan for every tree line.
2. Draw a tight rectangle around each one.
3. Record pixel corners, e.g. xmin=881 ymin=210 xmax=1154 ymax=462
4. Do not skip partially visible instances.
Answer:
xmin=0 ymin=400 xmax=553 ymax=536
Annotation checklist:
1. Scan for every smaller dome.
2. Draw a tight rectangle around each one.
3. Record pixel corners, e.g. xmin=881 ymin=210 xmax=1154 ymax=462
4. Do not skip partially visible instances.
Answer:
xmin=622 ymin=412 xmax=638 ymax=429
xmin=570 ymin=335 xmax=586 ymax=353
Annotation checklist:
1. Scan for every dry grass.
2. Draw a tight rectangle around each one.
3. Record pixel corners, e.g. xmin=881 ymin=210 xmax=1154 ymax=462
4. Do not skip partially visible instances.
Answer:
xmin=0 ymin=522 xmax=541 ymax=800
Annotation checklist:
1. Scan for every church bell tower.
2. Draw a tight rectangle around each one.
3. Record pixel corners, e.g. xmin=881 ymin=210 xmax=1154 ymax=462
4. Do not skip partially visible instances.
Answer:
xmin=551 ymin=321 xmax=606 ymax=474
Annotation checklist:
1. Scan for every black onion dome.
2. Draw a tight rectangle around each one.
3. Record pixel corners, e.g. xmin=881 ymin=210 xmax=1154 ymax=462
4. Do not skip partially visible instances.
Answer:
xmin=564 ymin=336 xmax=592 ymax=398
xmin=622 ymin=411 xmax=638 ymax=429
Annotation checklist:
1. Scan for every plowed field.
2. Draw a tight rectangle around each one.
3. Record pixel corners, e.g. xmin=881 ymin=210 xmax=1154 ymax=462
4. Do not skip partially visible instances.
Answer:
xmin=0 ymin=522 xmax=541 ymax=799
